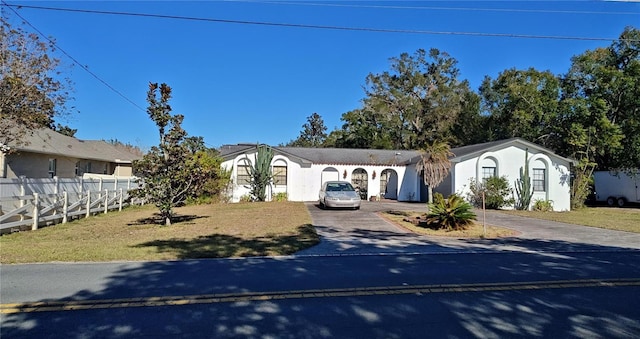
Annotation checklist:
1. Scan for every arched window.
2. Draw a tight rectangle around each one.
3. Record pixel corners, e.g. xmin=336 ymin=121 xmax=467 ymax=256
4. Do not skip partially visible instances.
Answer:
xmin=532 ymin=159 xmax=547 ymax=192
xmin=480 ymin=157 xmax=498 ymax=181
xmin=237 ymin=159 xmax=252 ymax=185
xmin=272 ymin=160 xmax=287 ymax=186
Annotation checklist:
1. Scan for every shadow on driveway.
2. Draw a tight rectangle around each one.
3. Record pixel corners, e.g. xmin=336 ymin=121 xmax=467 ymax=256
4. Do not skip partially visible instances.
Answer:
xmin=299 ymin=201 xmax=640 ymax=256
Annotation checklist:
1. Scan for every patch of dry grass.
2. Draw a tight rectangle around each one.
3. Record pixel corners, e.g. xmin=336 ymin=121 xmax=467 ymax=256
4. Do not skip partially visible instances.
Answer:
xmin=0 ymin=202 xmax=318 ymax=264
xmin=380 ymin=211 xmax=518 ymax=238
xmin=503 ymin=207 xmax=640 ymax=233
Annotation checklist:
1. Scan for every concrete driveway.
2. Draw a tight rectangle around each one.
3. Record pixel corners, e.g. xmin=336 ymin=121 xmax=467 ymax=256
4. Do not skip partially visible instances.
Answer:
xmin=296 ymin=201 xmax=640 ymax=256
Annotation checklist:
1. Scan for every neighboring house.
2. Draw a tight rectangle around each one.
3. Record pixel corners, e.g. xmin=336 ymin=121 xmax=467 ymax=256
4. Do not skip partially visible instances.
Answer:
xmin=0 ymin=127 xmax=142 ymax=179
xmin=220 ymin=138 xmax=576 ymax=211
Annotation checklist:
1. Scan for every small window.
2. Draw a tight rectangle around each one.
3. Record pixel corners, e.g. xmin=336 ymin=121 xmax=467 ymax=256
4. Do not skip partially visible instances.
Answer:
xmin=237 ymin=163 xmax=252 ymax=185
xmin=48 ymin=158 xmax=57 ymax=178
xmin=273 ymin=165 xmax=287 ymax=186
xmin=533 ymin=168 xmax=546 ymax=192
xmin=482 ymin=167 xmax=496 ymax=180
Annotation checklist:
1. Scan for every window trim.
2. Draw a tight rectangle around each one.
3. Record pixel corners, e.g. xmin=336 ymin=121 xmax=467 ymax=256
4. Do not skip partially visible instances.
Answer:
xmin=481 ymin=166 xmax=496 ymax=181
xmin=532 ymin=168 xmax=546 ymax=192
xmin=236 ymin=161 xmax=252 ymax=185
xmin=48 ymin=158 xmax=57 ymax=178
xmin=273 ymin=165 xmax=287 ymax=186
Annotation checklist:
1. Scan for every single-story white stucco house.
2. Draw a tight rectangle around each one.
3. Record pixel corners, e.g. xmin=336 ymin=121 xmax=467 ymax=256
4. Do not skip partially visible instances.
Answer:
xmin=220 ymin=138 xmax=576 ymax=211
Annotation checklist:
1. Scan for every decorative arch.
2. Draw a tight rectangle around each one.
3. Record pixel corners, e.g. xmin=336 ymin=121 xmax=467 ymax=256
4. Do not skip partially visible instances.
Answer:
xmin=235 ymin=157 xmax=252 ymax=185
xmin=380 ymin=168 xmax=398 ymax=200
xmin=321 ymin=167 xmax=339 ymax=185
xmin=351 ymin=168 xmax=368 ymax=199
xmin=529 ymin=154 xmax=551 ymax=198
xmin=272 ymin=159 xmax=288 ymax=187
xmin=476 ymin=152 xmax=502 ymax=181
xmin=479 ymin=156 xmax=498 ymax=180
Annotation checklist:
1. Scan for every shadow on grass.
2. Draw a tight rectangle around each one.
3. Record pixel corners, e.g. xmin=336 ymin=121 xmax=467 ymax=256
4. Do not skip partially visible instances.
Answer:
xmin=127 ymin=214 xmax=210 ymax=226
xmin=133 ymin=224 xmax=319 ymax=258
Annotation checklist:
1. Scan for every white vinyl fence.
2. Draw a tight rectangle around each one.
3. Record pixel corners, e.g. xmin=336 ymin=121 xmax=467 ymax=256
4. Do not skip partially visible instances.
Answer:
xmin=0 ymin=176 xmax=139 ymax=234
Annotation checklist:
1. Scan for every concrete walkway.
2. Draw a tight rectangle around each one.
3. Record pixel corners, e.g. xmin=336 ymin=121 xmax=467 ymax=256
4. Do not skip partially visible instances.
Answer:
xmin=296 ymin=201 xmax=640 ymax=256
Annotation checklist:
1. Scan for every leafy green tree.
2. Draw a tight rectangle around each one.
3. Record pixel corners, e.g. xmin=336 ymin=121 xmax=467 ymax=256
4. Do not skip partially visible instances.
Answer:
xmin=186 ymin=149 xmax=232 ymax=204
xmin=416 ymin=140 xmax=453 ymax=203
xmin=132 ymin=83 xmax=196 ymax=225
xmin=0 ymin=16 xmax=74 ymax=154
xmin=286 ymin=113 xmax=328 ymax=147
xmin=183 ymin=136 xmax=207 ymax=153
xmin=558 ymin=26 xmax=639 ymax=170
xmin=425 ymin=193 xmax=476 ymax=231
xmin=325 ymin=107 xmax=394 ymax=149
xmin=480 ymin=68 xmax=561 ymax=147
xmin=246 ymin=144 xmax=274 ymax=202
xmin=450 ymin=91 xmax=487 ymax=147
xmin=364 ymin=48 xmax=472 ymax=149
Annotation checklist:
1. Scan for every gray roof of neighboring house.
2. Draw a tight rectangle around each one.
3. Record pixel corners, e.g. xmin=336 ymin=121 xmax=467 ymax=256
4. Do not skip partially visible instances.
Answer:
xmin=220 ymin=138 xmax=575 ymax=166
xmin=9 ymin=128 xmax=142 ymax=163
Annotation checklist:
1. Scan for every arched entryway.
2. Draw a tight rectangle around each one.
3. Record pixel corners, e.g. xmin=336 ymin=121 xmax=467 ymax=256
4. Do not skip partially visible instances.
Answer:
xmin=380 ymin=169 xmax=398 ymax=200
xmin=351 ymin=168 xmax=368 ymax=200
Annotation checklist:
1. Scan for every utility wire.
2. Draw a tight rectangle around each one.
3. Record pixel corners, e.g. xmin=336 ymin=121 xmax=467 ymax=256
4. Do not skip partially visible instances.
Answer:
xmin=225 ymin=0 xmax=640 ymax=16
xmin=1 ymin=2 xmax=146 ymax=113
xmin=3 ymin=3 xmax=637 ymax=42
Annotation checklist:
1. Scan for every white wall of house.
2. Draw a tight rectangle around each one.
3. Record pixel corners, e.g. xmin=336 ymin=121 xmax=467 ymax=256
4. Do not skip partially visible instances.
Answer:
xmin=450 ymin=145 xmax=572 ymax=211
xmin=222 ymin=152 xmax=421 ymax=202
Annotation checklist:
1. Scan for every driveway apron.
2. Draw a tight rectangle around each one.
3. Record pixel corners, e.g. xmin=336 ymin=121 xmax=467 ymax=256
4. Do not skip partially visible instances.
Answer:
xmin=297 ymin=202 xmax=640 ymax=256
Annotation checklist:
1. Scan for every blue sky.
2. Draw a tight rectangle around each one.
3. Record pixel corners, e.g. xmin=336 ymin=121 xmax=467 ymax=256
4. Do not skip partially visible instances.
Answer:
xmin=3 ymin=1 xmax=639 ymax=150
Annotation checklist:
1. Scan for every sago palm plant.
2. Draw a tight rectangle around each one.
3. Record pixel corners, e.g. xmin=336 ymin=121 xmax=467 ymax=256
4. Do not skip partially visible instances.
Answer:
xmin=425 ymin=194 xmax=477 ymax=231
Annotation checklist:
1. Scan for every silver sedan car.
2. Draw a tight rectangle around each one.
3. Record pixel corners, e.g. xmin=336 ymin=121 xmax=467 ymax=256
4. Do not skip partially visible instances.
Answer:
xmin=319 ymin=181 xmax=361 ymax=210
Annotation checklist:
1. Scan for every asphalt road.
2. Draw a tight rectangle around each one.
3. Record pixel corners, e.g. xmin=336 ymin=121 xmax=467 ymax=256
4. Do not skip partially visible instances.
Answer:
xmin=2 ymin=201 xmax=640 ymax=338
xmin=2 ymin=251 xmax=640 ymax=338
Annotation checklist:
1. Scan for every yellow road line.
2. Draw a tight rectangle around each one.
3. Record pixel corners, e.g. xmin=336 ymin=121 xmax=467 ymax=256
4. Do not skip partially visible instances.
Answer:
xmin=2 ymin=278 xmax=639 ymax=314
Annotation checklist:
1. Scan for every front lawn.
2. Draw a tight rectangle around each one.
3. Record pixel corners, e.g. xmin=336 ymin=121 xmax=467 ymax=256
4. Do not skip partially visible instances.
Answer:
xmin=503 ymin=206 xmax=640 ymax=233
xmin=0 ymin=202 xmax=318 ymax=264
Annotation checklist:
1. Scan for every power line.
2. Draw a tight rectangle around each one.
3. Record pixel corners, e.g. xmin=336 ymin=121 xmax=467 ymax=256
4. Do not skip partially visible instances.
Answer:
xmin=3 ymin=3 xmax=637 ymax=42
xmin=225 ymin=0 xmax=640 ymax=16
xmin=1 ymin=2 xmax=146 ymax=113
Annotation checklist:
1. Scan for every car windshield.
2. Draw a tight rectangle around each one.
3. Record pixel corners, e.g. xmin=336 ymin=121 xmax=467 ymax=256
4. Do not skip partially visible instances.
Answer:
xmin=326 ymin=183 xmax=354 ymax=192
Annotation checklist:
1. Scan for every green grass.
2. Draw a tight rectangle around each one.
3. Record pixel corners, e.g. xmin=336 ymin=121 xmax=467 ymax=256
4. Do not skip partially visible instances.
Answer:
xmin=0 ymin=202 xmax=318 ymax=264
xmin=502 ymin=206 xmax=640 ymax=233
